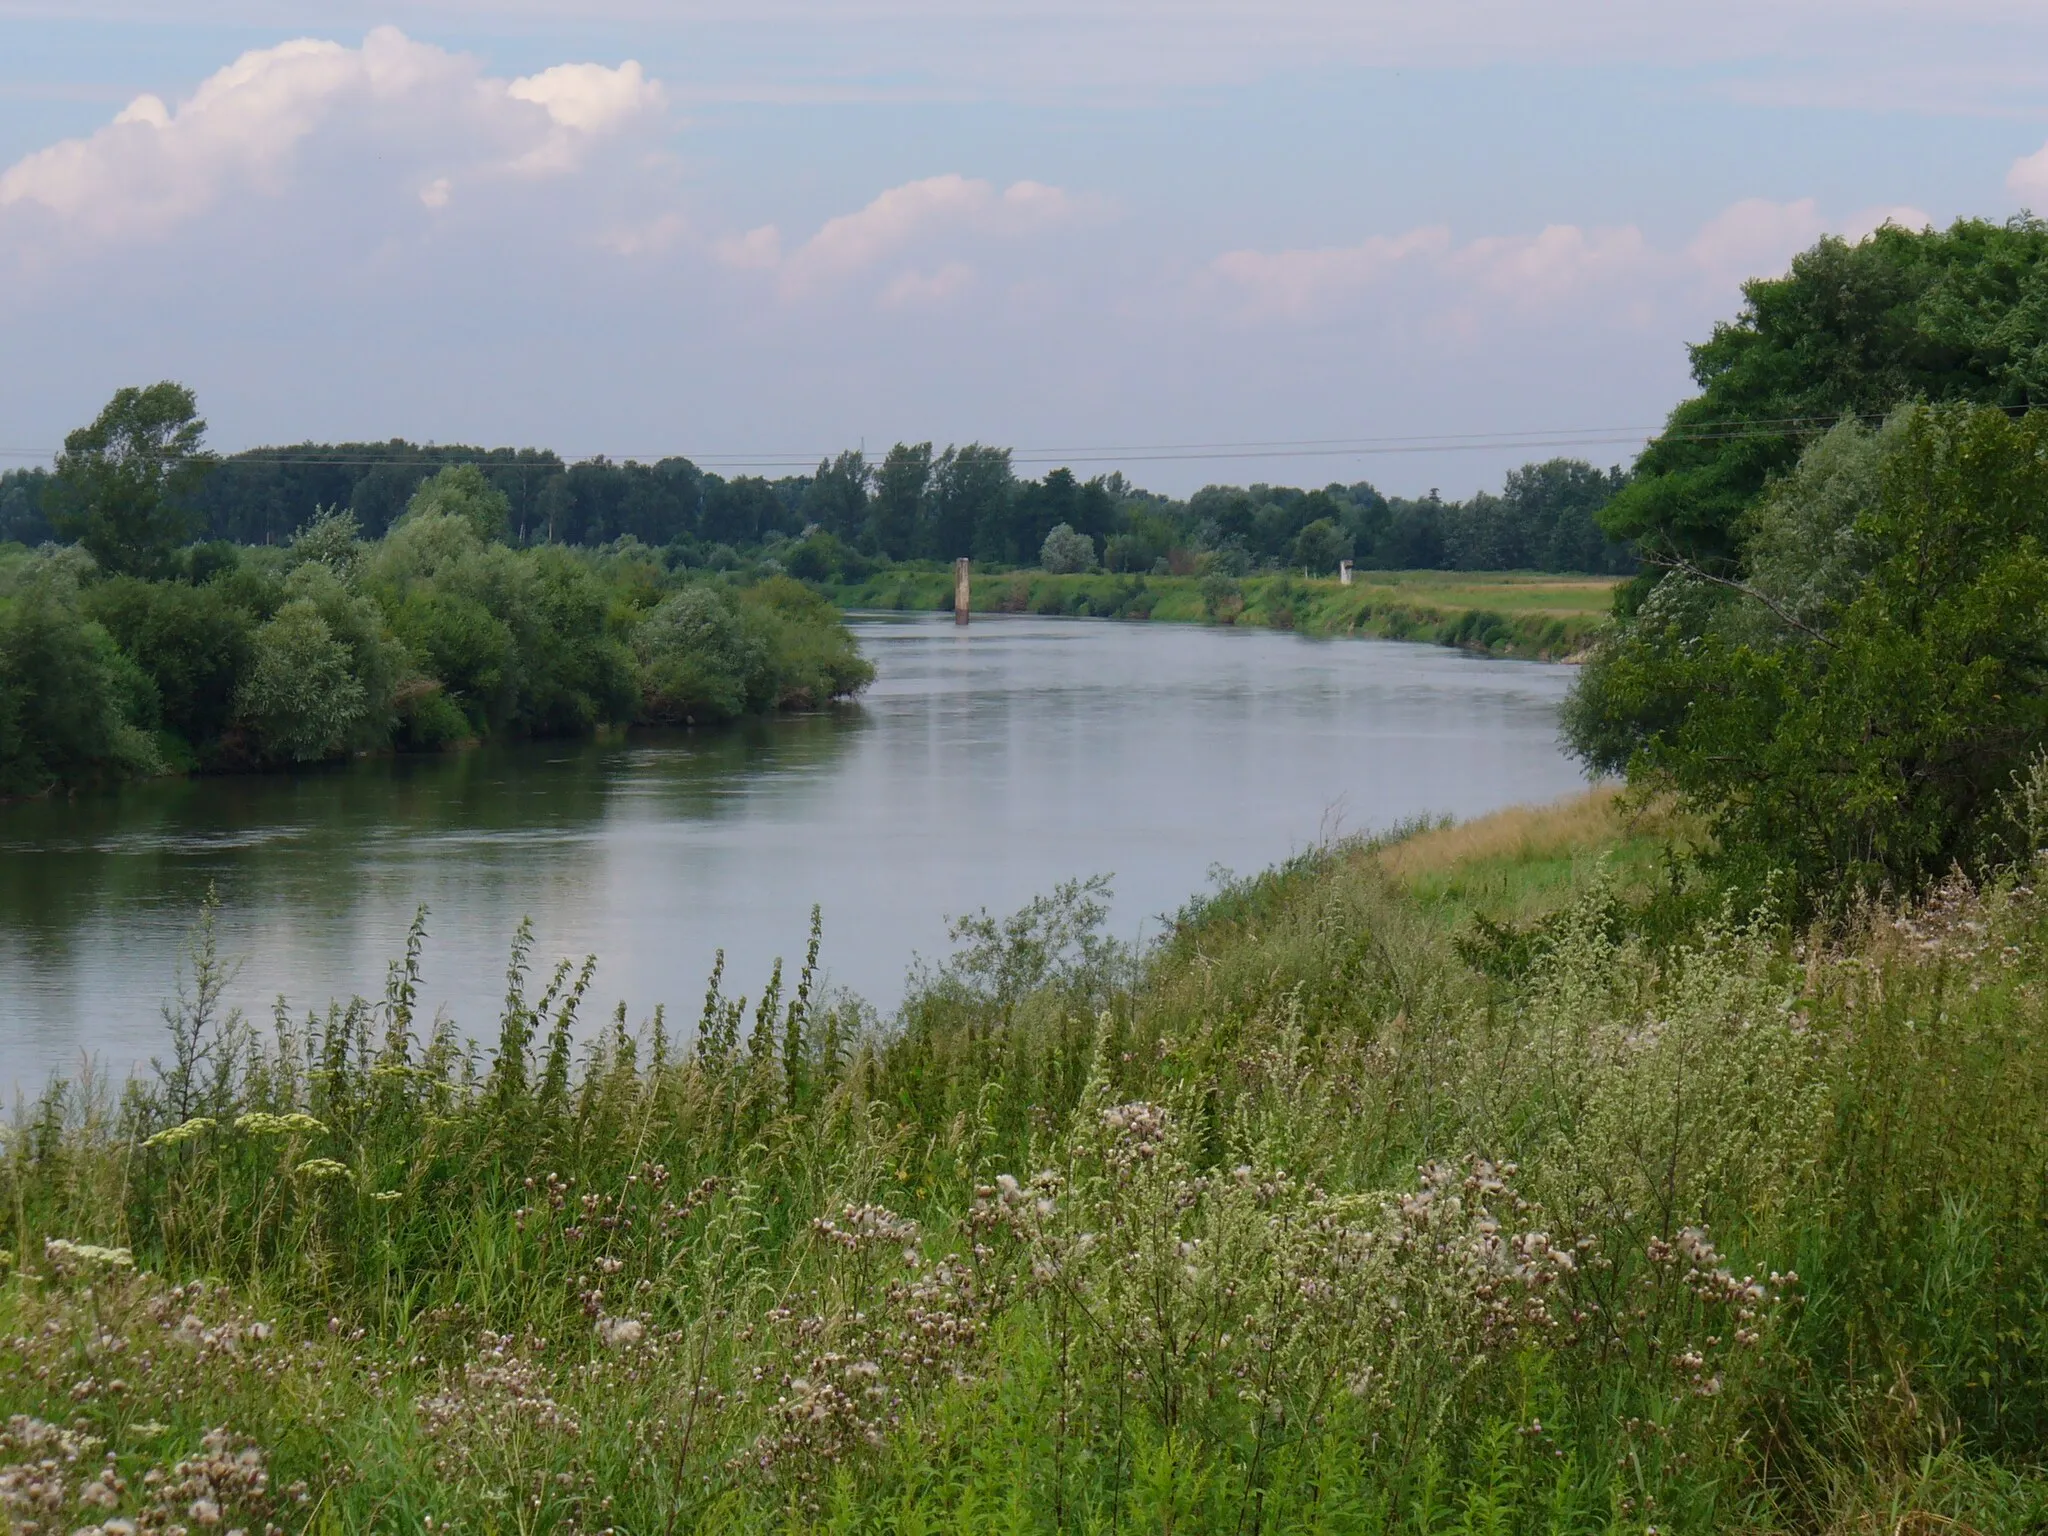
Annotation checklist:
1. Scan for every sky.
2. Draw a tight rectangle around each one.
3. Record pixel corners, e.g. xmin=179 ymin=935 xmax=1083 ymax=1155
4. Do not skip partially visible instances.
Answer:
xmin=2 ymin=2 xmax=2047 ymax=496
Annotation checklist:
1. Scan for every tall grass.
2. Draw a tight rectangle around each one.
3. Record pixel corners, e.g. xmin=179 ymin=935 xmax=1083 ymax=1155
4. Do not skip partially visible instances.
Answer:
xmin=3 ymin=802 xmax=2046 ymax=1533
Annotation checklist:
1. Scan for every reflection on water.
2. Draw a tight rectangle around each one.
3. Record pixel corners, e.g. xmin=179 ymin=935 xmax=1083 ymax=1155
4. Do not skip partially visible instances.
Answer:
xmin=0 ymin=615 xmax=1588 ymax=1089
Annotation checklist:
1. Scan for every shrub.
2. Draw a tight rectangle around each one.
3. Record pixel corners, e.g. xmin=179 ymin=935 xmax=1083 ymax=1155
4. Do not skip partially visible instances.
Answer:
xmin=1039 ymin=522 xmax=1095 ymax=574
xmin=233 ymin=597 xmax=367 ymax=762
xmin=0 ymin=562 xmax=162 ymax=793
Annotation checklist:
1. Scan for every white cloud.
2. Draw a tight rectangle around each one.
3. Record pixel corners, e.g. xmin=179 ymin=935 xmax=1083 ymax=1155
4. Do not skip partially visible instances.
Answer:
xmin=1683 ymin=197 xmax=1825 ymax=289
xmin=2009 ymin=143 xmax=2048 ymax=205
xmin=1206 ymin=227 xmax=1452 ymax=318
xmin=722 ymin=173 xmax=1084 ymax=300
xmin=1453 ymin=223 xmax=1654 ymax=306
xmin=1205 ymin=196 xmax=1940 ymax=326
xmin=0 ymin=28 xmax=663 ymax=243
xmin=881 ymin=261 xmax=975 ymax=308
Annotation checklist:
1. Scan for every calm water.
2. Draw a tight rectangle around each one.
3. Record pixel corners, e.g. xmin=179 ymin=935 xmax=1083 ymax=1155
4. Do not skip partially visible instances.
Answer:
xmin=0 ymin=615 xmax=1588 ymax=1090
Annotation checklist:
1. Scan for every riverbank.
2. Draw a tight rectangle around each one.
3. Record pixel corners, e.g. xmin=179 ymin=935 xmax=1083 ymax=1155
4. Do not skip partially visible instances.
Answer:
xmin=827 ymin=566 xmax=1619 ymax=659
xmin=4 ymin=788 xmax=2043 ymax=1533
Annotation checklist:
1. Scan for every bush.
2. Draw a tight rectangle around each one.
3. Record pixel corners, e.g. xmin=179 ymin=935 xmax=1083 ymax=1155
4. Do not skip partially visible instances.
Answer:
xmin=0 ymin=562 xmax=162 ymax=793
xmin=1570 ymin=404 xmax=2048 ymax=904
xmin=233 ymin=598 xmax=368 ymax=762
xmin=634 ymin=584 xmax=768 ymax=724
xmin=1291 ymin=516 xmax=1352 ymax=574
xmin=1039 ymin=522 xmax=1095 ymax=574
xmin=80 ymin=574 xmax=254 ymax=753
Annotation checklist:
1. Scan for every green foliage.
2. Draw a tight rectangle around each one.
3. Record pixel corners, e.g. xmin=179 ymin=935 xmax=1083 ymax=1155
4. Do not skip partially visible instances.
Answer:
xmin=634 ymin=584 xmax=770 ymax=724
xmin=80 ymin=574 xmax=253 ymax=751
xmin=6 ymin=819 xmax=2048 ymax=1531
xmin=1036 ymin=521 xmax=1095 ymax=574
xmin=233 ymin=597 xmax=369 ymax=763
xmin=399 ymin=463 xmax=510 ymax=544
xmin=1572 ymin=404 xmax=2048 ymax=904
xmin=0 ymin=556 xmax=163 ymax=793
xmin=1292 ymin=515 xmax=1353 ymax=574
xmin=175 ymin=425 xmax=1627 ymax=577
xmin=1605 ymin=215 xmax=2048 ymax=572
xmin=44 ymin=382 xmax=213 ymax=577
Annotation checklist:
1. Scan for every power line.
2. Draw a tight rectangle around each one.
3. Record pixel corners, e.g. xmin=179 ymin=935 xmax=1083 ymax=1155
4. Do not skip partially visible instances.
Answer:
xmin=0 ymin=408 xmax=1983 ymax=474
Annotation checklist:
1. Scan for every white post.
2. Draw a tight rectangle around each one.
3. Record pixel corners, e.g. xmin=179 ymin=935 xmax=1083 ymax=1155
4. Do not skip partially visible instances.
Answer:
xmin=954 ymin=557 xmax=971 ymax=625
xmin=1338 ymin=559 xmax=1354 ymax=586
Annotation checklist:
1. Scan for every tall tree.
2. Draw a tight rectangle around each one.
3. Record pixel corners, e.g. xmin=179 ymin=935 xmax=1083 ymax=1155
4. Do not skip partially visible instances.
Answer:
xmin=1602 ymin=216 xmax=2048 ymax=580
xmin=46 ymin=382 xmax=214 ymax=576
xmin=802 ymin=450 xmax=871 ymax=543
xmin=926 ymin=445 xmax=1013 ymax=561
xmin=870 ymin=443 xmax=932 ymax=560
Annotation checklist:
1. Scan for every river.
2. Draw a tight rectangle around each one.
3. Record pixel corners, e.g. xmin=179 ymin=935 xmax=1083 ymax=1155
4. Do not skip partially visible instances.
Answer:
xmin=0 ymin=614 xmax=1589 ymax=1091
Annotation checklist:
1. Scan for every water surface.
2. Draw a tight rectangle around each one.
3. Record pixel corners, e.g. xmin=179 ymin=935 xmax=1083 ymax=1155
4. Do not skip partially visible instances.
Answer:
xmin=0 ymin=615 xmax=1587 ymax=1089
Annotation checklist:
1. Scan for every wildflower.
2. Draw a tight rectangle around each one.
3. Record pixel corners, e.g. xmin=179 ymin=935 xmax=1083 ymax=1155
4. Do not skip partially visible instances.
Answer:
xmin=190 ymin=1497 xmax=222 ymax=1524
xmin=43 ymin=1239 xmax=134 ymax=1276
xmin=293 ymin=1158 xmax=351 ymax=1181
xmin=596 ymin=1316 xmax=645 ymax=1349
xmin=141 ymin=1117 xmax=217 ymax=1150
xmin=234 ymin=1112 xmax=326 ymax=1136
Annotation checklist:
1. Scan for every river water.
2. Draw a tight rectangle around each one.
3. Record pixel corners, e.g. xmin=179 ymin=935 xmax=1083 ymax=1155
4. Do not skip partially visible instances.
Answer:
xmin=0 ymin=614 xmax=1588 ymax=1090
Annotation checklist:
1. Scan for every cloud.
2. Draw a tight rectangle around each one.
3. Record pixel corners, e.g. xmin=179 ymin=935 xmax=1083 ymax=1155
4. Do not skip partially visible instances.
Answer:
xmin=1204 ymin=197 xmax=1940 ymax=326
xmin=881 ymin=262 xmax=975 ymax=308
xmin=0 ymin=28 xmax=663 ymax=244
xmin=2009 ymin=143 xmax=2048 ymax=205
xmin=723 ymin=173 xmax=1084 ymax=299
xmin=1207 ymin=227 xmax=1452 ymax=319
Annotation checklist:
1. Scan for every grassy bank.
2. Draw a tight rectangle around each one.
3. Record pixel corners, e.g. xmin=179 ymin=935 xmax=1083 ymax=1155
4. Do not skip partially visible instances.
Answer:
xmin=829 ymin=567 xmax=1619 ymax=660
xmin=2 ymin=793 xmax=2045 ymax=1533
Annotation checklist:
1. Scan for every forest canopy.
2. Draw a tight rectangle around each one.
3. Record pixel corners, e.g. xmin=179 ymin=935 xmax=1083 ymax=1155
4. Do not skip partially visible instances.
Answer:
xmin=5 ymin=436 xmax=1635 ymax=578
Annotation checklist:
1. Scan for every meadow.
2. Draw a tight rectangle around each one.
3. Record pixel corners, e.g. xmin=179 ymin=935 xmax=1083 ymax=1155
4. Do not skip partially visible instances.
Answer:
xmin=829 ymin=568 xmax=1620 ymax=660
xmin=2 ymin=789 xmax=2042 ymax=1534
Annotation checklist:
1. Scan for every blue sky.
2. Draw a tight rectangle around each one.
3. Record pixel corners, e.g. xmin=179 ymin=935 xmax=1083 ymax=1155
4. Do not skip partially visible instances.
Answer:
xmin=2 ymin=2 xmax=2045 ymax=495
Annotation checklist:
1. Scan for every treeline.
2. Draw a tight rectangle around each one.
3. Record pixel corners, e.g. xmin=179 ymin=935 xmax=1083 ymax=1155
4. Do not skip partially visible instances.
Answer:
xmin=0 ymin=387 xmax=872 ymax=797
xmin=2 ymin=446 xmax=1636 ymax=578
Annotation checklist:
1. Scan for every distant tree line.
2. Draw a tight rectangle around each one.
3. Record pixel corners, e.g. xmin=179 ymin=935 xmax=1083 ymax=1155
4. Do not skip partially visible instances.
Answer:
xmin=3 ymin=443 xmax=1637 ymax=578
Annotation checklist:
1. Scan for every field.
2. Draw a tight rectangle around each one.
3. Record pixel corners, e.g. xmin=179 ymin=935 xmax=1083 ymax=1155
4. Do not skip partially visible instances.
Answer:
xmin=828 ymin=567 xmax=1622 ymax=660
xmin=2 ymin=788 xmax=2044 ymax=1533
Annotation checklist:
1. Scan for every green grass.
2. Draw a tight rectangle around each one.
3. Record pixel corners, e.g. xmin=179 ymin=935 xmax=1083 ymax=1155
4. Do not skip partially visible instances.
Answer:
xmin=828 ymin=568 xmax=1620 ymax=660
xmin=3 ymin=795 xmax=2046 ymax=1533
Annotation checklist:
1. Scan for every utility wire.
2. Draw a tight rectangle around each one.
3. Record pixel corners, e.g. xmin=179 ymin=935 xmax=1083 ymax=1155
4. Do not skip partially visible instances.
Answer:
xmin=0 ymin=407 xmax=2003 ymax=473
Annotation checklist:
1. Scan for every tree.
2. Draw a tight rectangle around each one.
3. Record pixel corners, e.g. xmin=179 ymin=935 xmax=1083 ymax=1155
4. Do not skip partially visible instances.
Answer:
xmin=1039 ymin=523 xmax=1095 ymax=574
xmin=870 ymin=443 xmax=932 ymax=561
xmin=401 ymin=464 xmax=510 ymax=544
xmin=1602 ymin=216 xmax=2048 ymax=578
xmin=81 ymin=575 xmax=255 ymax=753
xmin=234 ymin=599 xmax=366 ymax=762
xmin=634 ymin=585 xmax=769 ymax=724
xmin=927 ymin=445 xmax=1013 ymax=561
xmin=0 ymin=557 xmax=163 ymax=792
xmin=1567 ymin=404 xmax=2048 ymax=904
xmin=1291 ymin=518 xmax=1352 ymax=575
xmin=45 ymin=382 xmax=213 ymax=576
xmin=802 ymin=450 xmax=870 ymax=544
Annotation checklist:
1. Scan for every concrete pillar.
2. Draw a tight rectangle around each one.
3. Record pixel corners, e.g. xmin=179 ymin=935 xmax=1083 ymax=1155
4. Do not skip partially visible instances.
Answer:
xmin=954 ymin=557 xmax=971 ymax=625
xmin=1338 ymin=559 xmax=1354 ymax=586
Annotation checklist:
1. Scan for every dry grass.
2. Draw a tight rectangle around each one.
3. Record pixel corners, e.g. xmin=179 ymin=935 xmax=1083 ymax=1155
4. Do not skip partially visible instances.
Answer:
xmin=1368 ymin=785 xmax=1701 ymax=928
xmin=1377 ymin=786 xmax=1631 ymax=883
